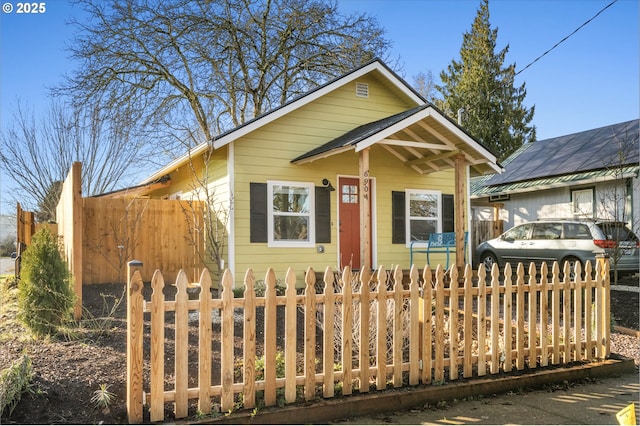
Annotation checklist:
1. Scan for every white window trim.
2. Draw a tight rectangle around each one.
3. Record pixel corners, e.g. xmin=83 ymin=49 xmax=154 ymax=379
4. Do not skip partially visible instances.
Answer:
xmin=572 ymin=187 xmax=594 ymax=217
xmin=267 ymin=180 xmax=315 ymax=248
xmin=405 ymin=189 xmax=442 ymax=247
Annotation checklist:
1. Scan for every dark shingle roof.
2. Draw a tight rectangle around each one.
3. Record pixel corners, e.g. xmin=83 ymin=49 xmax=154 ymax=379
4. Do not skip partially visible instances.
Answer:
xmin=291 ymin=105 xmax=428 ymax=163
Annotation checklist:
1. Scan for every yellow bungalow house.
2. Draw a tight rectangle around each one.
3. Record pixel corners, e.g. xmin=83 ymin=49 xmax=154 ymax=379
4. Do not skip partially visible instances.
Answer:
xmin=137 ymin=59 xmax=501 ymax=282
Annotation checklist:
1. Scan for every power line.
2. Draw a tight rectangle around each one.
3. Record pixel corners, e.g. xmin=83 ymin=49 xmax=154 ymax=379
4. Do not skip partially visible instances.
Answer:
xmin=516 ymin=0 xmax=618 ymax=76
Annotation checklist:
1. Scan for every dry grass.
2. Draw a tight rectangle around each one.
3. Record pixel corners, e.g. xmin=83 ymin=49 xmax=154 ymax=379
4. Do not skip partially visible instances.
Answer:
xmin=0 ymin=276 xmax=29 ymax=344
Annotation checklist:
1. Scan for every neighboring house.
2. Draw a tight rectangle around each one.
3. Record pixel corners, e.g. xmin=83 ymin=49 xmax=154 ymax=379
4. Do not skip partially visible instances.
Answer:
xmin=471 ymin=119 xmax=639 ymax=235
xmin=135 ymin=59 xmax=500 ymax=281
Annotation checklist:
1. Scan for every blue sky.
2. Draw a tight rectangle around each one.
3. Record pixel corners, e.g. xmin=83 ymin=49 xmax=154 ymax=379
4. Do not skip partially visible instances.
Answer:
xmin=0 ymin=0 xmax=638 ymax=213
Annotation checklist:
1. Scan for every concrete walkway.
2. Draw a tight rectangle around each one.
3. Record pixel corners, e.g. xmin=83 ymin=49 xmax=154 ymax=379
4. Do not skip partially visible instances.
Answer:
xmin=204 ymin=359 xmax=637 ymax=425
xmin=334 ymin=370 xmax=639 ymax=425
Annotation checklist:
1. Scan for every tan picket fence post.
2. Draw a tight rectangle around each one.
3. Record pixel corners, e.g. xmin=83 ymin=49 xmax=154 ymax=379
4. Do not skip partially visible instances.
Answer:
xmin=125 ymin=261 xmax=611 ymax=422
xmin=126 ymin=260 xmax=144 ymax=424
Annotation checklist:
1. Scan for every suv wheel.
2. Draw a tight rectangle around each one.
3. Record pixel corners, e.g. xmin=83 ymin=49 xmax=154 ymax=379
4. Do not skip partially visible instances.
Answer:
xmin=480 ymin=252 xmax=498 ymax=274
xmin=561 ymin=256 xmax=582 ymax=280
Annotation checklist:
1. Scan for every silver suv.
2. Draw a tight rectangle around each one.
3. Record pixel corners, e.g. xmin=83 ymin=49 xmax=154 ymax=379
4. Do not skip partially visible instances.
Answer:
xmin=475 ymin=219 xmax=639 ymax=275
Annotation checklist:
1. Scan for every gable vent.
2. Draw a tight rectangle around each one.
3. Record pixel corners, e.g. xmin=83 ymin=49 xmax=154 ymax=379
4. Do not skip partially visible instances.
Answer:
xmin=355 ymin=82 xmax=369 ymax=98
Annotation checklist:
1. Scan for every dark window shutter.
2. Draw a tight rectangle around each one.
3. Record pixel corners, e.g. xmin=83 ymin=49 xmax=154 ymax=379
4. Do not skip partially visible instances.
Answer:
xmin=442 ymin=194 xmax=454 ymax=233
xmin=315 ymin=187 xmax=331 ymax=243
xmin=392 ymin=191 xmax=406 ymax=244
xmin=250 ymin=183 xmax=267 ymax=243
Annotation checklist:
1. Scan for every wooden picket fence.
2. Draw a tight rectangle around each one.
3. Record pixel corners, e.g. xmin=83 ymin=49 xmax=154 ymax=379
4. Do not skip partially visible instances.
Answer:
xmin=126 ymin=259 xmax=611 ymax=423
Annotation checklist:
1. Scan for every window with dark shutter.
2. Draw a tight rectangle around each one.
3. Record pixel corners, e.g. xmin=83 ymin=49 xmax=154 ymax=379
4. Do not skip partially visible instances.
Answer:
xmin=315 ymin=187 xmax=331 ymax=243
xmin=442 ymin=194 xmax=454 ymax=232
xmin=250 ymin=183 xmax=267 ymax=243
xmin=392 ymin=191 xmax=455 ymax=244
xmin=392 ymin=191 xmax=406 ymax=244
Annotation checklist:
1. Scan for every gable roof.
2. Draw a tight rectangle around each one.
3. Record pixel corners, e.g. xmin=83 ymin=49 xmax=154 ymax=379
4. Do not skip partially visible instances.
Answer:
xmin=142 ymin=58 xmax=425 ymax=184
xmin=292 ymin=103 xmax=501 ymax=175
xmin=472 ymin=119 xmax=639 ymax=197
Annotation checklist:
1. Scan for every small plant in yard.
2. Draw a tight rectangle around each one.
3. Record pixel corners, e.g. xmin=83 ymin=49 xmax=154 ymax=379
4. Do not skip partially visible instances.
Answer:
xmin=234 ymin=280 xmax=286 ymax=298
xmin=90 ymin=384 xmax=116 ymax=409
xmin=17 ymin=227 xmax=76 ymax=338
xmin=0 ymin=355 xmax=34 ymax=417
xmin=254 ymin=351 xmax=286 ymax=380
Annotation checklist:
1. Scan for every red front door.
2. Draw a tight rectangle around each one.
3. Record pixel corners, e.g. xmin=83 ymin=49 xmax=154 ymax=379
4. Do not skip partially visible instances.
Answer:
xmin=338 ymin=177 xmax=371 ymax=270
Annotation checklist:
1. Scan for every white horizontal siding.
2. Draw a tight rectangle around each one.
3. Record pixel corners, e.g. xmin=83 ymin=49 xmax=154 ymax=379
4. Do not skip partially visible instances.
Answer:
xmin=498 ymin=179 xmax=636 ymax=231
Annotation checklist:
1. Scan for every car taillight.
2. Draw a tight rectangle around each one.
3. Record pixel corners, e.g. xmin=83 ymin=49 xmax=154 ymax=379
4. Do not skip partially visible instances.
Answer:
xmin=593 ymin=240 xmax=617 ymax=249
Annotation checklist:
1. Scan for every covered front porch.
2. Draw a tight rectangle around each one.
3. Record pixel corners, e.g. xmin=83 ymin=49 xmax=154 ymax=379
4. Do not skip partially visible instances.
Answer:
xmin=292 ymin=103 xmax=501 ymax=271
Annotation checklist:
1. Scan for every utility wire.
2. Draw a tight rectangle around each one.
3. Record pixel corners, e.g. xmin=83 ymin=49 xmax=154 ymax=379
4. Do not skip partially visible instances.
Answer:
xmin=516 ymin=0 xmax=617 ymax=76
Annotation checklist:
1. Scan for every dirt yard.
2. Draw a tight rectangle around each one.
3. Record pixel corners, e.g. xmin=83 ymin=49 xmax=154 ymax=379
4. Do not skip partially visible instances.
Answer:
xmin=1 ymin=276 xmax=638 ymax=425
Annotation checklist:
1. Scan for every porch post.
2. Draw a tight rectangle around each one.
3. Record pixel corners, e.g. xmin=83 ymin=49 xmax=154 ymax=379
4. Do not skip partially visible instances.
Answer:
xmin=359 ymin=148 xmax=371 ymax=271
xmin=454 ymin=153 xmax=466 ymax=272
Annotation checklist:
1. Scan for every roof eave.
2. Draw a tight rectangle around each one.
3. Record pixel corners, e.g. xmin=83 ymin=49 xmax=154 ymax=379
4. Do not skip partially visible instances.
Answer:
xmin=142 ymin=59 xmax=424 ymax=184
xmin=471 ymin=166 xmax=639 ymax=199
xmin=354 ymin=106 xmax=501 ymax=173
xmin=292 ymin=146 xmax=354 ymax=165
xmin=141 ymin=144 xmax=211 ymax=184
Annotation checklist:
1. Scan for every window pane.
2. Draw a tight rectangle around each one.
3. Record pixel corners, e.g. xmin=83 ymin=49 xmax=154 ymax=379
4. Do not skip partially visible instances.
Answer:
xmin=504 ymin=224 xmax=531 ymax=241
xmin=409 ymin=193 xmax=437 ymax=218
xmin=532 ymin=223 xmax=562 ymax=240
xmin=572 ymin=188 xmax=593 ymax=216
xmin=564 ymin=223 xmax=592 ymax=239
xmin=341 ymin=184 xmax=358 ymax=204
xmin=273 ymin=216 xmax=309 ymax=241
xmin=272 ymin=185 xmax=310 ymax=213
xmin=410 ymin=219 xmax=437 ymax=241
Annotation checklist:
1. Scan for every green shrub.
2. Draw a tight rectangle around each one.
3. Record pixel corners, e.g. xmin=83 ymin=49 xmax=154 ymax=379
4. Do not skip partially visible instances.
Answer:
xmin=17 ymin=228 xmax=76 ymax=337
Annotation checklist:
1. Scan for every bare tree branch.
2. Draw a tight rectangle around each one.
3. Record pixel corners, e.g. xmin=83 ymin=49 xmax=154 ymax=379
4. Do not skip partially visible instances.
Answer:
xmin=0 ymin=100 xmax=149 ymax=220
xmin=59 ymin=0 xmax=391 ymax=154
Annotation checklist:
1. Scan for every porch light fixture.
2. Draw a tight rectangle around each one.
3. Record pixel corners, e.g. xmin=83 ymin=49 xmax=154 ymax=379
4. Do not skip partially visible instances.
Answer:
xmin=322 ymin=178 xmax=335 ymax=191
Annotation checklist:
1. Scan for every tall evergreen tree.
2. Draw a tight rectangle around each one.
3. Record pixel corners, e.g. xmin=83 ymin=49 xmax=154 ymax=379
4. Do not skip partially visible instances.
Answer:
xmin=437 ymin=0 xmax=535 ymax=161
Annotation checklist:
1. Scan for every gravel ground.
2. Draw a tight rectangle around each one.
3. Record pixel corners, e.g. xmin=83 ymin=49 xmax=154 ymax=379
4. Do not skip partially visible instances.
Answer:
xmin=610 ymin=332 xmax=640 ymax=366
xmin=610 ymin=276 xmax=640 ymax=366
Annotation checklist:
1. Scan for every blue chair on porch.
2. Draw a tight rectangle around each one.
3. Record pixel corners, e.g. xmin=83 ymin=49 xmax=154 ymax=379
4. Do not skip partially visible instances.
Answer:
xmin=409 ymin=231 xmax=468 ymax=269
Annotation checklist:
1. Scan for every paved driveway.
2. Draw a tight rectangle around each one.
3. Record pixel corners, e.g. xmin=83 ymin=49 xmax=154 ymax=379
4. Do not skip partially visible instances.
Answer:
xmin=0 ymin=257 xmax=16 ymax=275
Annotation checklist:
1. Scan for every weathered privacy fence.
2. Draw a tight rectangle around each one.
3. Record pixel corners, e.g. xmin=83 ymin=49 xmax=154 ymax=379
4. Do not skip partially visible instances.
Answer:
xmin=126 ymin=260 xmax=611 ymax=423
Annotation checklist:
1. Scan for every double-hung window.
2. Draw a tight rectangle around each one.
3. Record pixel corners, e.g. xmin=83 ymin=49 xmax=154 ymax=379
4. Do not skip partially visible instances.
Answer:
xmin=406 ymin=190 xmax=442 ymax=244
xmin=267 ymin=181 xmax=315 ymax=247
